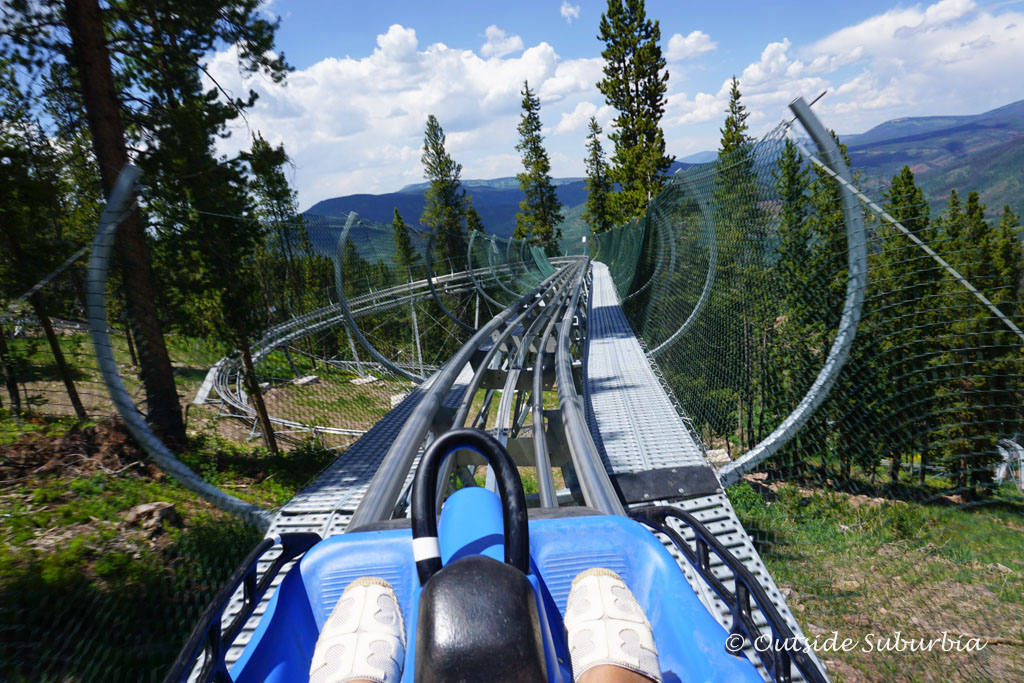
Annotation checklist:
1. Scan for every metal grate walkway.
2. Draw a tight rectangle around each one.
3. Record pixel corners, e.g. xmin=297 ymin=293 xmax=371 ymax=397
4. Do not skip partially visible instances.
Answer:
xmin=585 ymin=262 xmax=705 ymax=475
xmin=584 ymin=261 xmax=825 ymax=681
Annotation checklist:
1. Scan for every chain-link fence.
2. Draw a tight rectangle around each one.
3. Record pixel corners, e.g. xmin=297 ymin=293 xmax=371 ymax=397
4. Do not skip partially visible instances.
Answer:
xmin=594 ymin=107 xmax=1024 ymax=680
xmin=1 ymin=174 xmax=559 ymax=680
xmin=190 ymin=213 xmax=553 ymax=450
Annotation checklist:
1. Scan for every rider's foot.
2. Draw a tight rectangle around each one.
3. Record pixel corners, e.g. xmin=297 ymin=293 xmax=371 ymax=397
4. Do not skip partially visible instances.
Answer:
xmin=309 ymin=577 xmax=405 ymax=683
xmin=565 ymin=568 xmax=662 ymax=683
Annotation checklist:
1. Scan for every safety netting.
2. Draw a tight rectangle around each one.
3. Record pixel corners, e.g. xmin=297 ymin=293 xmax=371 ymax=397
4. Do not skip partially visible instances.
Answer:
xmin=594 ymin=114 xmax=1024 ymax=679
xmin=1 ymin=189 xmax=554 ymax=680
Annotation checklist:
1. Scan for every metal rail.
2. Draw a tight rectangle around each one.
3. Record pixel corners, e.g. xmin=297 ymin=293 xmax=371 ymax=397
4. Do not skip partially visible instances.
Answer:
xmin=437 ymin=262 xmax=582 ymax=501
xmin=631 ymin=506 xmax=826 ymax=683
xmin=555 ymin=263 xmax=625 ymax=515
xmin=347 ymin=267 xmax=566 ymax=527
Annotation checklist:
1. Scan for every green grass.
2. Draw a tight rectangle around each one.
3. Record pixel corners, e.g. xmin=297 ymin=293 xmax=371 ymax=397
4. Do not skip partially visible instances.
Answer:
xmin=0 ymin=418 xmax=336 ymax=682
xmin=728 ymin=481 xmax=1024 ymax=681
xmin=0 ymin=410 xmax=95 ymax=446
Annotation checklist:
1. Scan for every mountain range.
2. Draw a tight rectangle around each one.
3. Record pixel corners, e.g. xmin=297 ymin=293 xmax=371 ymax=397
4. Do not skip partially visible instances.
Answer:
xmin=843 ymin=98 xmax=1024 ymax=214
xmin=305 ymin=99 xmax=1023 ymax=235
xmin=304 ymin=161 xmax=693 ymax=238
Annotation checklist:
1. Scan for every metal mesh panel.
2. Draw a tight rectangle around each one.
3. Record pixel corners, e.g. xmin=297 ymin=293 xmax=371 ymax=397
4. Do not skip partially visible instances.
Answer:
xmin=593 ymin=111 xmax=1024 ymax=680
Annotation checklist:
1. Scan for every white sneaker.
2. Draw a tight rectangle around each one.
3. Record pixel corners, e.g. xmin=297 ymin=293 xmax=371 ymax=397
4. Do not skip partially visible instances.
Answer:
xmin=564 ymin=568 xmax=662 ymax=682
xmin=309 ymin=577 xmax=406 ymax=683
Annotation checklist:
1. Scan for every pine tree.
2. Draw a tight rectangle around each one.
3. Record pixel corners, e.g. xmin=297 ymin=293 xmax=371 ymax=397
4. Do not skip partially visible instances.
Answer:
xmin=933 ymin=192 xmax=1020 ymax=495
xmin=597 ymin=0 xmax=673 ymax=220
xmin=582 ymin=117 xmax=615 ymax=234
xmin=243 ymin=132 xmax=309 ymax=324
xmin=514 ymin=80 xmax=563 ymax=253
xmin=772 ymin=140 xmax=810 ymax=306
xmin=122 ymin=1 xmax=288 ymax=454
xmin=992 ymin=205 xmax=1023 ymax=446
xmin=875 ymin=166 xmax=941 ymax=483
xmin=392 ymin=208 xmax=421 ymax=281
xmin=465 ymin=196 xmax=485 ymax=232
xmin=0 ymin=67 xmax=87 ymax=419
xmin=1 ymin=0 xmax=290 ymax=446
xmin=719 ymin=78 xmax=750 ymax=155
xmin=712 ymin=76 xmax=764 ymax=451
xmin=767 ymin=139 xmax=811 ymax=474
xmin=420 ymin=115 xmax=467 ymax=271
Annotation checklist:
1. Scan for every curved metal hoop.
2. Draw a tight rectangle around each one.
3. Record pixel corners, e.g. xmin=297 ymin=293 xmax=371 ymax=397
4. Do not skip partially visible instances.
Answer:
xmin=718 ymin=97 xmax=868 ymax=486
xmin=466 ymin=230 xmax=505 ymax=308
xmin=87 ymin=166 xmax=270 ymax=529
xmin=425 ymin=231 xmax=476 ymax=333
xmin=647 ymin=175 xmax=718 ymax=358
xmin=334 ymin=212 xmax=423 ymax=383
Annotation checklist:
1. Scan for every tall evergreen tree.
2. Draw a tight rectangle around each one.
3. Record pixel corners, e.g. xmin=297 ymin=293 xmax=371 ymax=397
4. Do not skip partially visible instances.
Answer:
xmin=582 ymin=116 xmax=615 ymax=234
xmin=933 ymin=191 xmax=1021 ymax=495
xmin=116 ymin=1 xmax=288 ymax=454
xmin=712 ymin=76 xmax=765 ymax=451
xmin=1 ymin=0 xmax=289 ymax=446
xmin=719 ymin=78 xmax=751 ymax=156
xmin=420 ymin=115 xmax=467 ymax=271
xmin=875 ymin=166 xmax=941 ymax=483
xmin=0 ymin=66 xmax=87 ymax=419
xmin=597 ymin=0 xmax=673 ymax=220
xmin=243 ymin=132 xmax=309 ymax=324
xmin=514 ymin=80 xmax=563 ymax=253
xmin=465 ymin=196 xmax=485 ymax=232
xmin=992 ymin=205 xmax=1023 ymax=447
xmin=391 ymin=208 xmax=421 ymax=281
xmin=767 ymin=139 xmax=811 ymax=475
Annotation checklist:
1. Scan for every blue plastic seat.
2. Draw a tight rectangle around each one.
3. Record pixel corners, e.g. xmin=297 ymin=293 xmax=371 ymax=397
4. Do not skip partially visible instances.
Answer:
xmin=231 ymin=488 xmax=760 ymax=683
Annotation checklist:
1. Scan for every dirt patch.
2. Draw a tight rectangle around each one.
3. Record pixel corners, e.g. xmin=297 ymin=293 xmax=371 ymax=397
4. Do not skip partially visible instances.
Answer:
xmin=0 ymin=420 xmax=160 ymax=484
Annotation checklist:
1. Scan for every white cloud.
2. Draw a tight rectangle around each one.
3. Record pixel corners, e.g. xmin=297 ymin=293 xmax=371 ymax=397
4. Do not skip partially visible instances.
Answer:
xmin=480 ymin=25 xmax=524 ymax=59
xmin=802 ymin=0 xmax=1022 ymax=127
xmin=537 ymin=57 xmax=603 ymax=102
xmin=661 ymin=0 xmax=1023 ymax=141
xmin=204 ymin=24 xmax=602 ymax=204
xmin=553 ymin=101 xmax=614 ymax=134
xmin=666 ymin=30 xmax=717 ymax=61
xmin=666 ymin=90 xmax=727 ymax=125
xmin=560 ymin=1 xmax=581 ymax=24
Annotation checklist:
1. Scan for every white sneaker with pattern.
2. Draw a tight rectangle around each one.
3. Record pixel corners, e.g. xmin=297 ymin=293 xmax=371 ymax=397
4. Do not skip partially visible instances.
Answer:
xmin=564 ymin=568 xmax=662 ymax=682
xmin=309 ymin=577 xmax=405 ymax=683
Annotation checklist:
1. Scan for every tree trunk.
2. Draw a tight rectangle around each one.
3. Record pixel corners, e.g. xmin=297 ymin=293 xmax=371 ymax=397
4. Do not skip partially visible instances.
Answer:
xmin=64 ymin=0 xmax=185 ymax=444
xmin=122 ymin=312 xmax=138 ymax=367
xmin=742 ymin=315 xmax=753 ymax=450
xmin=0 ymin=323 xmax=21 ymax=413
xmin=1 ymin=221 xmax=87 ymax=419
xmin=31 ymin=296 xmax=88 ymax=420
xmin=239 ymin=339 xmax=278 ymax=455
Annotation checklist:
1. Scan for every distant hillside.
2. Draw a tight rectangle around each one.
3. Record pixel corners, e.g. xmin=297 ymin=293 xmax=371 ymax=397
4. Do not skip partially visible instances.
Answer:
xmin=305 ymin=164 xmax=695 ymax=238
xmin=306 ymin=179 xmax=587 ymax=238
xmin=844 ymin=98 xmax=1024 ymax=214
xmin=396 ymin=176 xmax=584 ymax=194
xmin=678 ymin=150 xmax=717 ymax=164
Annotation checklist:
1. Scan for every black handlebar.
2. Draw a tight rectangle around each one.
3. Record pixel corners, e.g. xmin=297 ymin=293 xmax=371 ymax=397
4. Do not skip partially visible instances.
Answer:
xmin=411 ymin=428 xmax=529 ymax=585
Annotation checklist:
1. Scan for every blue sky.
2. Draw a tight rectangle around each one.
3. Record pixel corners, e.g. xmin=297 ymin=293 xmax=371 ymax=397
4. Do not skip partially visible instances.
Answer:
xmin=206 ymin=0 xmax=1024 ymax=208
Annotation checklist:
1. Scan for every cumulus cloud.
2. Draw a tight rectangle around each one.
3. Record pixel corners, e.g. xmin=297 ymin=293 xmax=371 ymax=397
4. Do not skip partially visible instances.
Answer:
xmin=664 ymin=0 xmax=1023 ymax=137
xmin=481 ymin=25 xmax=524 ymax=58
xmin=203 ymin=24 xmax=603 ymax=204
xmin=560 ymin=1 xmax=581 ymax=24
xmin=665 ymin=30 xmax=716 ymax=61
xmin=553 ymin=101 xmax=614 ymax=134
